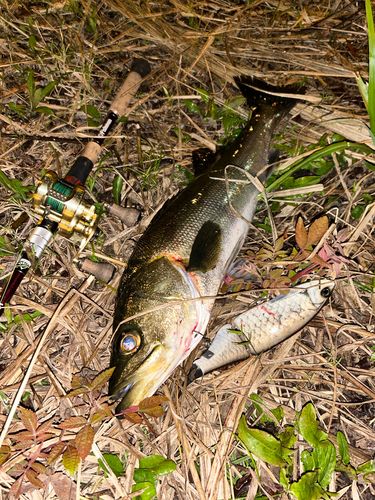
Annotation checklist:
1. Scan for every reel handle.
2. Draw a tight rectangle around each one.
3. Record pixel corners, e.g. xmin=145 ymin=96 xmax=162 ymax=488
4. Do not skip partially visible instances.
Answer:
xmin=106 ymin=203 xmax=140 ymax=227
xmin=78 ymin=258 xmax=115 ymax=283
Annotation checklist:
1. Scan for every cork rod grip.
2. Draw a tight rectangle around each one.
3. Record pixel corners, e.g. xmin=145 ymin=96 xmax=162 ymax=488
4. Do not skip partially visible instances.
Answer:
xmin=78 ymin=142 xmax=102 ymax=165
xmin=110 ymin=58 xmax=151 ymax=117
xmin=110 ymin=71 xmax=142 ymax=117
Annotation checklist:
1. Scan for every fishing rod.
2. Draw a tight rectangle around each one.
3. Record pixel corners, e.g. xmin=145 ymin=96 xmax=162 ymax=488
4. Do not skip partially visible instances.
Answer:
xmin=0 ymin=58 xmax=151 ymax=318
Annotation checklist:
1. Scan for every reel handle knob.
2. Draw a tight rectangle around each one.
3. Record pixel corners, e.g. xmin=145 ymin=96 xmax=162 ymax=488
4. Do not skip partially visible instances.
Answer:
xmin=107 ymin=203 xmax=140 ymax=227
xmin=78 ymin=258 xmax=115 ymax=283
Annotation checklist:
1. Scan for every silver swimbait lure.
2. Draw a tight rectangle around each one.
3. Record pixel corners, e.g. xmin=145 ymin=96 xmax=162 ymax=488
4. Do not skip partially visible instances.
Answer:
xmin=190 ymin=279 xmax=335 ymax=379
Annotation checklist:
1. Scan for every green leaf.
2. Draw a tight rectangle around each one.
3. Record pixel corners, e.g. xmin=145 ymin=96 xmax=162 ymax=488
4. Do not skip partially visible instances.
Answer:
xmin=335 ymin=460 xmax=357 ymax=481
xmin=40 ymin=80 xmax=58 ymax=101
xmin=0 ymin=170 xmax=16 ymax=192
xmin=29 ymin=35 xmax=37 ymax=49
xmin=290 ymin=471 xmax=331 ymax=500
xmin=223 ymin=113 xmax=238 ymax=136
xmin=351 ymin=205 xmax=366 ymax=219
xmin=196 ymin=88 xmax=210 ymax=105
xmin=113 ymin=175 xmax=123 ymax=205
xmin=312 ymin=440 xmax=336 ymax=489
xmin=238 ymin=415 xmax=292 ymax=467
xmin=331 ymin=134 xmax=344 ymax=143
xmin=295 ymin=403 xmax=327 ymax=446
xmin=4 ymin=305 xmax=12 ymax=324
xmin=12 ymin=311 xmax=43 ymax=324
xmin=272 ymin=406 xmax=284 ymax=422
xmin=357 ymin=459 xmax=375 ymax=481
xmin=278 ymin=426 xmax=296 ymax=449
xmin=208 ymin=100 xmax=219 ymax=120
xmin=62 ymin=444 xmax=80 ymax=476
xmin=316 ymin=161 xmax=334 ymax=175
xmin=139 ymin=455 xmax=176 ymax=476
xmin=337 ymin=431 xmax=350 ymax=465
xmin=98 ymin=454 xmax=124 ymax=477
xmin=133 ymin=468 xmax=158 ymax=485
xmin=184 ymin=99 xmax=202 ymax=115
xmin=10 ymin=179 xmax=29 ymax=200
xmin=293 ymin=175 xmax=321 ymax=188
xmin=32 ymin=87 xmax=42 ymax=110
xmin=357 ymin=73 xmax=369 ymax=111
xmin=301 ymin=450 xmax=314 ymax=473
xmin=131 ymin=481 xmax=156 ymax=500
xmin=81 ymin=104 xmax=101 ymax=118
xmin=27 ymin=70 xmax=35 ymax=98
xmin=35 ymin=106 xmax=54 ymax=115
xmin=224 ymin=95 xmax=246 ymax=109
xmin=250 ymin=394 xmax=284 ymax=425
xmin=8 ymin=102 xmax=25 ymax=116
xmin=88 ymin=119 xmax=100 ymax=128
xmin=279 ymin=466 xmax=289 ymax=489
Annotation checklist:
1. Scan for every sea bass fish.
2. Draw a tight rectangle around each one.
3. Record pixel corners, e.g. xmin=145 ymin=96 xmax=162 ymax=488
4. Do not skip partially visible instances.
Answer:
xmin=109 ymin=77 xmax=302 ymax=412
xmin=189 ymin=279 xmax=335 ymax=379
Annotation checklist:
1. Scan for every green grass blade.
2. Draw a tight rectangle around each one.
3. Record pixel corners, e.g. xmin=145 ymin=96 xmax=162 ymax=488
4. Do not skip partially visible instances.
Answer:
xmin=356 ymin=73 xmax=369 ymax=112
xmin=267 ymin=141 xmax=374 ymax=193
xmin=366 ymin=0 xmax=375 ymax=134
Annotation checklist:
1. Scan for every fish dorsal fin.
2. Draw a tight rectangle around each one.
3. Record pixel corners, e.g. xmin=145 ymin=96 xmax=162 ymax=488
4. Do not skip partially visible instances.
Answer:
xmin=188 ymin=221 xmax=222 ymax=273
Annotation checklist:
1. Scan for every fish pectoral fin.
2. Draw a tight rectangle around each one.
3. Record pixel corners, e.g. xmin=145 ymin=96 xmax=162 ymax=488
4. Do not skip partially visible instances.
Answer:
xmin=188 ymin=220 xmax=222 ymax=273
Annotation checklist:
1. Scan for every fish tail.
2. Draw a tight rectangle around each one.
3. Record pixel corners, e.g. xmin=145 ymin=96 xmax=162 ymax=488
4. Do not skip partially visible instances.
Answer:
xmin=234 ymin=76 xmax=304 ymax=115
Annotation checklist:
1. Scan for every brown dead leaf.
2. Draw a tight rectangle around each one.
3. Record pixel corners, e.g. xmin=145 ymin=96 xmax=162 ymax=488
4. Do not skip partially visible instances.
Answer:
xmin=88 ymin=367 xmax=116 ymax=391
xmin=295 ymin=249 xmax=311 ymax=262
xmin=9 ymin=476 xmax=23 ymax=499
xmin=305 ymin=215 xmax=329 ymax=248
xmin=25 ymin=470 xmax=44 ymax=489
xmin=20 ymin=408 xmax=37 ymax=434
xmin=124 ymin=412 xmax=143 ymax=423
xmin=70 ymin=374 xmax=83 ymax=390
xmin=76 ymin=424 xmax=95 ymax=461
xmin=295 ymin=217 xmax=308 ymax=250
xmin=47 ymin=442 xmax=67 ymax=466
xmin=310 ymin=254 xmax=330 ymax=268
xmin=139 ymin=395 xmax=168 ymax=418
xmin=138 ymin=396 xmax=168 ymax=411
xmin=49 ymin=472 xmax=77 ymax=500
xmin=274 ymin=235 xmax=285 ymax=252
xmin=58 ymin=416 xmax=87 ymax=430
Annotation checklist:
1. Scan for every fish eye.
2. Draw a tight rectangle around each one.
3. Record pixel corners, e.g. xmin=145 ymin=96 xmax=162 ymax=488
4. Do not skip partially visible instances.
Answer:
xmin=320 ymin=287 xmax=332 ymax=298
xmin=120 ymin=331 xmax=141 ymax=354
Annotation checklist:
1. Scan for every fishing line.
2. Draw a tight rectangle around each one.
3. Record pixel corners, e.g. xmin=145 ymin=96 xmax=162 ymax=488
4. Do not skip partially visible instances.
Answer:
xmin=113 ymin=278 xmax=338 ymax=337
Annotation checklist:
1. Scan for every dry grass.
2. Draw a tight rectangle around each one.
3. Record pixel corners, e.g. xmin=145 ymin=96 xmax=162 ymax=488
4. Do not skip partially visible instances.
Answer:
xmin=1 ymin=0 xmax=375 ymax=499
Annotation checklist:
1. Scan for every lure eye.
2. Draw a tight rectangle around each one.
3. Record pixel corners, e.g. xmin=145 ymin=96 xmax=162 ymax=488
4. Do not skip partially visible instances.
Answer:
xmin=120 ymin=331 xmax=141 ymax=354
xmin=320 ymin=287 xmax=332 ymax=298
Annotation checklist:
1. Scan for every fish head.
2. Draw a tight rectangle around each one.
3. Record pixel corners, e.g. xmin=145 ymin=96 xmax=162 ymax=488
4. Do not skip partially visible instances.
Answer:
xmin=305 ymin=279 xmax=335 ymax=307
xmin=109 ymin=256 xmax=202 ymax=413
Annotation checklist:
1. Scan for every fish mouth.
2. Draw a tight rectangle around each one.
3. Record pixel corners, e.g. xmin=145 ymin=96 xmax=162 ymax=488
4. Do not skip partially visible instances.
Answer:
xmin=109 ymin=343 xmax=176 ymax=414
